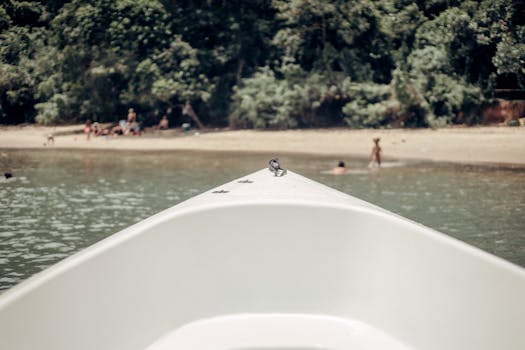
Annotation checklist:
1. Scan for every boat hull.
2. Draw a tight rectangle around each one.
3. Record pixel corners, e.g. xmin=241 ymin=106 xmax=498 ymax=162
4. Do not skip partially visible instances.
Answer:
xmin=0 ymin=170 xmax=524 ymax=349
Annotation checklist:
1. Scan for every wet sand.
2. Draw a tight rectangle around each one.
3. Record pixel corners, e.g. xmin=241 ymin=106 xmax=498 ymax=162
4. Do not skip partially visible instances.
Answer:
xmin=1 ymin=124 xmax=524 ymax=165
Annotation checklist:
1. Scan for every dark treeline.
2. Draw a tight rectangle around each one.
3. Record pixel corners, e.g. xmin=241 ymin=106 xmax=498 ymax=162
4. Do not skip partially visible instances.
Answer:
xmin=0 ymin=0 xmax=523 ymax=128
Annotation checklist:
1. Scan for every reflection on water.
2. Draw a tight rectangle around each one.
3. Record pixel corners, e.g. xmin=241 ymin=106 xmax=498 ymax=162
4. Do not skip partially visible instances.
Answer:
xmin=1 ymin=149 xmax=524 ymax=292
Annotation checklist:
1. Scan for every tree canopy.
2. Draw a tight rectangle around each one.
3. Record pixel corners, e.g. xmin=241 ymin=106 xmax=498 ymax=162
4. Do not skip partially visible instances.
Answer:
xmin=0 ymin=0 xmax=523 ymax=128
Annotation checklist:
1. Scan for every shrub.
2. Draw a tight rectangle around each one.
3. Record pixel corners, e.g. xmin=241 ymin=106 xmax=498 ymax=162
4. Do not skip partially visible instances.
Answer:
xmin=35 ymin=94 xmax=70 ymax=125
xmin=229 ymin=67 xmax=307 ymax=129
xmin=342 ymin=82 xmax=398 ymax=128
xmin=343 ymin=99 xmax=400 ymax=128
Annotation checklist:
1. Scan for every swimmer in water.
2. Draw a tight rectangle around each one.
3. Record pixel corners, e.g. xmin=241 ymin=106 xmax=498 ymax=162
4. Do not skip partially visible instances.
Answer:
xmin=332 ymin=161 xmax=347 ymax=175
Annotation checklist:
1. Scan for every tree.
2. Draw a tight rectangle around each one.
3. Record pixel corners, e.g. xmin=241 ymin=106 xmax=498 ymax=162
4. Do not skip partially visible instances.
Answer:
xmin=0 ymin=6 xmax=12 ymax=33
xmin=0 ymin=0 xmax=522 ymax=127
xmin=148 ymin=36 xmax=213 ymax=128
xmin=0 ymin=23 xmax=52 ymax=123
xmin=272 ymin=0 xmax=393 ymax=83
xmin=229 ymin=0 xmax=397 ymax=129
xmin=161 ymin=0 xmax=278 ymax=124
xmin=375 ymin=0 xmax=426 ymax=65
xmin=493 ymin=30 xmax=525 ymax=88
xmin=47 ymin=0 xmax=173 ymax=122
xmin=393 ymin=7 xmax=486 ymax=126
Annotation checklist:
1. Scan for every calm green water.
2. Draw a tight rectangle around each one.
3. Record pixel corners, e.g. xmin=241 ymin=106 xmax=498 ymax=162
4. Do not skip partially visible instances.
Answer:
xmin=1 ymin=149 xmax=524 ymax=292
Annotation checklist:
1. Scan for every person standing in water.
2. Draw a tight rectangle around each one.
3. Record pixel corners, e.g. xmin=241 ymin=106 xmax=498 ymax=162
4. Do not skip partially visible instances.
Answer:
xmin=369 ymin=137 xmax=382 ymax=167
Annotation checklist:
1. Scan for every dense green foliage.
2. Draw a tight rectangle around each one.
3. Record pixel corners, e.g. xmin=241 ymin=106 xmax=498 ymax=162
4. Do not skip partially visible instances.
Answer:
xmin=0 ymin=0 xmax=523 ymax=128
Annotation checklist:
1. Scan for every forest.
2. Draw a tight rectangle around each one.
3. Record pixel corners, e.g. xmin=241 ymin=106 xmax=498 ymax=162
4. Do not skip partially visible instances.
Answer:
xmin=0 ymin=0 xmax=524 ymax=128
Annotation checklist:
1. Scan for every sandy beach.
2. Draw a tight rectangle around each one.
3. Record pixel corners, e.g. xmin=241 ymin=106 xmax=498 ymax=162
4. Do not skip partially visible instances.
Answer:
xmin=1 ymin=124 xmax=524 ymax=166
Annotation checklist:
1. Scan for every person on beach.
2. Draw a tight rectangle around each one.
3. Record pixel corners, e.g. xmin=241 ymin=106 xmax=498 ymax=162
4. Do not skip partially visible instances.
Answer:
xmin=369 ymin=137 xmax=382 ymax=167
xmin=130 ymin=121 xmax=141 ymax=135
xmin=158 ymin=115 xmax=169 ymax=130
xmin=124 ymin=108 xmax=137 ymax=135
xmin=332 ymin=161 xmax=347 ymax=175
xmin=112 ymin=124 xmax=124 ymax=136
xmin=92 ymin=122 xmax=101 ymax=137
xmin=127 ymin=108 xmax=136 ymax=124
xmin=84 ymin=120 xmax=92 ymax=140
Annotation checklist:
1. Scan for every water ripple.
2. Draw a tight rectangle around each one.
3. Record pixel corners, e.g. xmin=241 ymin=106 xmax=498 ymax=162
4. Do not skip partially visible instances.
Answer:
xmin=1 ymin=149 xmax=524 ymax=293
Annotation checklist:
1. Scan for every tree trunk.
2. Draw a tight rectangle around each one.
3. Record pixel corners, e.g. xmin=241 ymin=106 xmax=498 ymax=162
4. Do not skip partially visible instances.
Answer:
xmin=182 ymin=101 xmax=205 ymax=129
xmin=236 ymin=58 xmax=245 ymax=84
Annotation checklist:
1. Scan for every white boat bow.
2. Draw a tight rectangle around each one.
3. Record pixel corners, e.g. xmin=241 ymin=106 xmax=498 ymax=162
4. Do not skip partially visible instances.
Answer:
xmin=0 ymin=168 xmax=524 ymax=349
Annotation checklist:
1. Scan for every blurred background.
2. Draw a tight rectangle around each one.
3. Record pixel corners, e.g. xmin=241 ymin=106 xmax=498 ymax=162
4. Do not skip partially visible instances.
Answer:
xmin=1 ymin=0 xmax=524 ymax=129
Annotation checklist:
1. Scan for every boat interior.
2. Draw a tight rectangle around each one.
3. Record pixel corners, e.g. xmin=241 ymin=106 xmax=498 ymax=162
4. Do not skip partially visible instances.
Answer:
xmin=1 ymin=200 xmax=523 ymax=349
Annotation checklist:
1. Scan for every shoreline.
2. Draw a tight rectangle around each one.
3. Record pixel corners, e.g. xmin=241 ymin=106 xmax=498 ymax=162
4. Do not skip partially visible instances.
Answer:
xmin=1 ymin=124 xmax=525 ymax=166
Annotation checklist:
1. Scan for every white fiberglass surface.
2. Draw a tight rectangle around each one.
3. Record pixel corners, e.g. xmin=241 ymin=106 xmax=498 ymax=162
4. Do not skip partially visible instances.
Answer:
xmin=0 ymin=203 xmax=524 ymax=350
xmin=147 ymin=314 xmax=412 ymax=350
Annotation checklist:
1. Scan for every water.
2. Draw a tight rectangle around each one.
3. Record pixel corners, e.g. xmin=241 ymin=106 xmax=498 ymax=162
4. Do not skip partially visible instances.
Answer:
xmin=1 ymin=149 xmax=524 ymax=292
